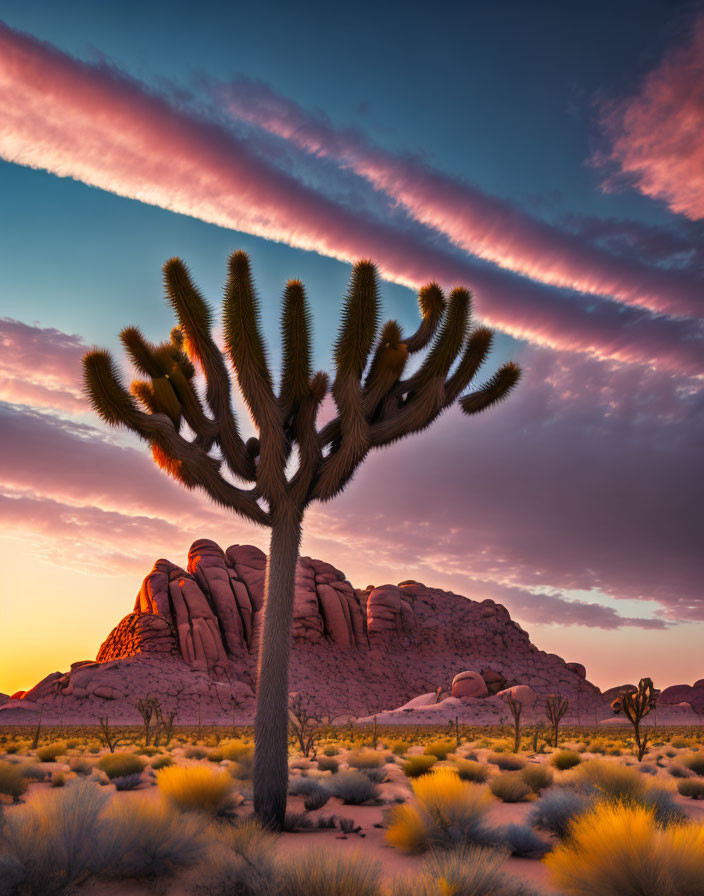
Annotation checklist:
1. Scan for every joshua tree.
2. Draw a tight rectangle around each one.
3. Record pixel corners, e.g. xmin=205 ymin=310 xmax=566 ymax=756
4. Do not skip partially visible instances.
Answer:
xmin=546 ymin=694 xmax=569 ymax=747
xmin=612 ymin=676 xmax=656 ymax=761
xmin=83 ymin=250 xmax=520 ymax=828
xmin=503 ymin=690 xmax=523 ymax=753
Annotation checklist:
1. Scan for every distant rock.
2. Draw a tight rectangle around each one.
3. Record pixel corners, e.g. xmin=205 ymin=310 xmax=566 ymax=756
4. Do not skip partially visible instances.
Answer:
xmin=452 ymin=671 xmax=488 ymax=699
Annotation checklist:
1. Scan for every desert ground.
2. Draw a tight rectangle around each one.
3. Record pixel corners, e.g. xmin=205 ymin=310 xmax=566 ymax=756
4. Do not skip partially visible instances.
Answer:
xmin=2 ymin=722 xmax=704 ymax=895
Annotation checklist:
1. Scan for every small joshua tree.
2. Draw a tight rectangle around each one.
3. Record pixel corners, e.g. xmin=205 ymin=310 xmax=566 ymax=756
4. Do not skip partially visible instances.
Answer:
xmin=504 ymin=691 xmax=523 ymax=753
xmin=546 ymin=694 xmax=569 ymax=747
xmin=613 ymin=677 xmax=656 ymax=761
xmin=135 ymin=695 xmax=158 ymax=746
xmin=83 ymin=251 xmax=520 ymax=828
xmin=288 ymin=693 xmax=322 ymax=758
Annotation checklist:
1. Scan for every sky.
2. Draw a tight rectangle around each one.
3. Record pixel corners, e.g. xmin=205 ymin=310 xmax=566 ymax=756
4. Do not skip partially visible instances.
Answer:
xmin=0 ymin=0 xmax=702 ymax=695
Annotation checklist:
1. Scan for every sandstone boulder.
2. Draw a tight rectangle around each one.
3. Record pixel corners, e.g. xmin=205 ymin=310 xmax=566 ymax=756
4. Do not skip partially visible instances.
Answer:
xmin=497 ymin=685 xmax=538 ymax=709
xmin=452 ymin=671 xmax=489 ymax=699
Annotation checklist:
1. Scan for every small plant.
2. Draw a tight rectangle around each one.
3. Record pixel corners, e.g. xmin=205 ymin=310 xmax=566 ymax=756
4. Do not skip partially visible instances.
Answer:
xmin=489 ymin=771 xmax=532 ymax=803
xmin=544 ymin=801 xmax=704 ymax=895
xmin=348 ymin=750 xmax=387 ymax=769
xmin=50 ymin=772 xmax=66 ymax=788
xmin=500 ymin=822 xmax=550 ymax=858
xmin=338 ymin=816 xmax=362 ymax=834
xmin=157 ymin=765 xmax=235 ymax=814
xmin=97 ymin=752 xmax=146 ymax=780
xmin=454 ymin=759 xmax=489 ymax=783
xmin=572 ymin=760 xmax=645 ymax=801
xmin=194 ymin=817 xmax=276 ymax=896
xmin=328 ymin=770 xmax=380 ymax=804
xmin=546 ymin=694 xmax=569 ymax=747
xmin=678 ymin=779 xmax=704 ymax=799
xmin=488 ymin=752 xmax=525 ymax=771
xmin=0 ymin=761 xmax=28 ymax=802
xmin=681 ymin=752 xmax=704 ymax=776
xmin=317 ymin=756 xmax=339 ymax=773
xmin=402 ymin=755 xmax=438 ymax=778
xmin=529 ymin=786 xmax=593 ymax=838
xmin=423 ymin=740 xmax=456 ymax=761
xmin=276 ymin=849 xmax=381 ymax=896
xmin=386 ymin=769 xmax=495 ymax=853
xmin=97 ymin=714 xmax=127 ymax=753
xmin=36 ymin=742 xmax=67 ymax=762
xmin=552 ymin=749 xmax=582 ymax=770
xmin=389 ymin=740 xmax=411 ymax=755
xmin=113 ymin=773 xmax=144 ymax=791
xmin=135 ymin=696 xmax=159 ymax=746
xmin=150 ymin=754 xmax=173 ymax=770
xmin=288 ymin=694 xmax=322 ymax=759
xmin=520 ymin=762 xmax=553 ymax=792
xmin=304 ymin=789 xmax=330 ymax=811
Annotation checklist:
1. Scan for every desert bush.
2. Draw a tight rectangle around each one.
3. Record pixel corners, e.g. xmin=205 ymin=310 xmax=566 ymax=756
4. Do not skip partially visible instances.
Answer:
xmin=389 ymin=740 xmax=411 ymax=755
xmin=0 ymin=762 xmax=28 ymax=802
xmin=362 ymin=767 xmax=388 ymax=784
xmin=544 ymin=801 xmax=704 ymax=896
xmin=36 ymin=742 xmax=67 ymax=762
xmin=50 ymin=773 xmax=65 ymax=788
xmin=69 ymin=757 xmax=94 ymax=776
xmin=288 ymin=776 xmax=327 ymax=797
xmin=454 ymin=759 xmax=489 ymax=783
xmin=318 ymin=756 xmax=339 ymax=773
xmin=157 ymin=765 xmax=235 ymax=814
xmin=327 ymin=770 xmax=380 ymax=804
xmin=552 ymin=750 xmax=581 ymax=770
xmin=402 ymin=755 xmax=437 ymax=778
xmin=231 ymin=753 xmax=254 ymax=780
xmin=520 ymin=763 xmax=553 ymax=792
xmin=489 ymin=771 xmax=532 ymax=803
xmin=324 ymin=746 xmax=339 ymax=756
xmin=386 ymin=769 xmax=495 ymax=853
xmin=19 ymin=763 xmax=50 ymax=782
xmin=678 ymin=779 xmax=704 ymax=799
xmin=276 ymin=849 xmax=381 ymax=896
xmin=641 ymin=787 xmax=688 ymax=826
xmin=391 ymin=846 xmax=539 ymax=896
xmin=185 ymin=746 xmax=208 ymax=759
xmin=668 ymin=763 xmax=693 ymax=778
xmin=195 ymin=818 xmax=276 ymax=896
xmin=572 ymin=759 xmax=645 ymax=801
xmin=113 ymin=773 xmax=143 ymax=791
xmin=348 ymin=750 xmax=387 ymax=769
xmin=488 ymin=753 xmax=526 ymax=771
xmin=500 ymin=822 xmax=550 ymax=858
xmin=304 ymin=789 xmax=331 ymax=811
xmin=0 ymin=779 xmax=111 ymax=895
xmin=97 ymin=752 xmax=146 ymax=780
xmin=528 ymin=786 xmax=593 ymax=839
xmin=150 ymin=754 xmax=172 ymax=769
xmin=681 ymin=752 xmax=704 ymax=776
xmin=101 ymin=798 xmax=206 ymax=880
xmin=423 ymin=741 xmax=456 ymax=761
xmin=671 ymin=737 xmax=694 ymax=749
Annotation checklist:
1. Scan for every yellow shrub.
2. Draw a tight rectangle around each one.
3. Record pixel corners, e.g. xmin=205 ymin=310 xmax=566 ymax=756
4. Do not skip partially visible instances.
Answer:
xmin=219 ymin=740 xmax=254 ymax=762
xmin=387 ymin=769 xmax=494 ymax=853
xmin=572 ymin=759 xmax=645 ymax=801
xmin=545 ymin=801 xmax=704 ymax=896
xmin=157 ymin=765 xmax=234 ymax=814
xmin=423 ymin=741 xmax=456 ymax=761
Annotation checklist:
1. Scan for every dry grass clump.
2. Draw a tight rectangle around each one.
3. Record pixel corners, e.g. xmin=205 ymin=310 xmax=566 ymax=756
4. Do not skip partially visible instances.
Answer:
xmin=317 ymin=756 xmax=339 ymax=773
xmin=150 ymin=754 xmax=173 ymax=769
xmin=423 ymin=741 xmax=456 ymax=761
xmin=402 ymin=755 xmax=437 ymax=778
xmin=528 ymin=787 xmax=592 ymax=838
xmin=520 ymin=763 xmax=553 ymax=792
xmin=35 ymin=742 xmax=67 ymax=762
xmin=157 ymin=765 xmax=235 ymax=815
xmin=488 ymin=753 xmax=525 ymax=771
xmin=678 ymin=779 xmax=704 ymax=799
xmin=389 ymin=740 xmax=411 ymax=755
xmin=97 ymin=752 xmax=146 ymax=780
xmin=277 ymin=849 xmax=381 ymax=896
xmin=219 ymin=740 xmax=254 ymax=762
xmin=454 ymin=759 xmax=489 ymax=783
xmin=391 ymin=846 xmax=539 ymax=896
xmin=327 ymin=770 xmax=380 ymax=804
xmin=387 ymin=769 xmax=494 ymax=853
xmin=489 ymin=771 xmax=533 ymax=803
xmin=195 ymin=818 xmax=277 ymax=896
xmin=681 ymin=752 xmax=704 ymax=776
xmin=571 ymin=759 xmax=645 ymax=801
xmin=544 ymin=801 xmax=704 ymax=896
xmin=552 ymin=749 xmax=581 ymax=770
xmin=0 ymin=761 xmax=28 ymax=803
xmin=348 ymin=750 xmax=388 ymax=769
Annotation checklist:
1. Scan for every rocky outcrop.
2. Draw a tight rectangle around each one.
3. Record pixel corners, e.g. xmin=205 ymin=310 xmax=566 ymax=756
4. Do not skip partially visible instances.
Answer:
xmin=7 ymin=537 xmax=691 ymax=726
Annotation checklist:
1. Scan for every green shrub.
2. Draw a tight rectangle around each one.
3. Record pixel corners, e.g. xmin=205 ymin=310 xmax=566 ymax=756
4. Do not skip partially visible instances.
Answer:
xmin=521 ymin=762 xmax=553 ymax=792
xmin=35 ymin=742 xmax=67 ymax=763
xmin=678 ymin=779 xmax=704 ymax=799
xmin=0 ymin=762 xmax=28 ymax=802
xmin=454 ymin=759 xmax=489 ymax=783
xmin=489 ymin=771 xmax=532 ymax=803
xmin=97 ymin=752 xmax=146 ymax=780
xmin=423 ymin=741 xmax=456 ymax=761
xmin=402 ymin=755 xmax=437 ymax=778
xmin=552 ymin=750 xmax=582 ymax=770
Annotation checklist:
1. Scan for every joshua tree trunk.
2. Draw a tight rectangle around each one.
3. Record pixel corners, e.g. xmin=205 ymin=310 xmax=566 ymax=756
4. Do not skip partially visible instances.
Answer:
xmin=253 ymin=506 xmax=303 ymax=828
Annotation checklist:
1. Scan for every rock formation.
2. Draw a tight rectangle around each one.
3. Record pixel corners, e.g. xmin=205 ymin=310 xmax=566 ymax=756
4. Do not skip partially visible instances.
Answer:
xmin=2 ymin=538 xmax=699 ymax=726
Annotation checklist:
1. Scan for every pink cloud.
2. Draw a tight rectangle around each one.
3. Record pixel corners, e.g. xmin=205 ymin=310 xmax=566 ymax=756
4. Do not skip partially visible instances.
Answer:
xmin=0 ymin=317 xmax=86 ymax=412
xmin=0 ymin=23 xmax=702 ymax=375
xmin=217 ymin=77 xmax=704 ymax=319
xmin=600 ymin=15 xmax=704 ymax=220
